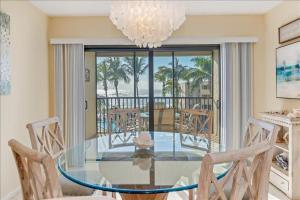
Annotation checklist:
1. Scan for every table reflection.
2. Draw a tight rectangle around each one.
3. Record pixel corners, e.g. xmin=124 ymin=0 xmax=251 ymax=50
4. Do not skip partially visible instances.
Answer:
xmin=59 ymin=131 xmax=227 ymax=195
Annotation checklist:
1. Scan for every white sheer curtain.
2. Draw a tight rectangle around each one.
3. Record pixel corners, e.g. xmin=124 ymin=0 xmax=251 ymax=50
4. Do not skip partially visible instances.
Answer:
xmin=54 ymin=44 xmax=85 ymax=167
xmin=220 ymin=43 xmax=253 ymax=150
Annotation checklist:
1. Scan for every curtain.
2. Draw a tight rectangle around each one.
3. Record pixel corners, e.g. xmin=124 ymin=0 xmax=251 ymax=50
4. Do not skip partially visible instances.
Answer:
xmin=54 ymin=44 xmax=85 ymax=167
xmin=220 ymin=43 xmax=253 ymax=150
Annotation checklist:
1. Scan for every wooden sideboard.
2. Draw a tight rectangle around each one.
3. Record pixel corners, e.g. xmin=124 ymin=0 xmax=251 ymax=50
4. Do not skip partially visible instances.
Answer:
xmin=261 ymin=112 xmax=300 ymax=199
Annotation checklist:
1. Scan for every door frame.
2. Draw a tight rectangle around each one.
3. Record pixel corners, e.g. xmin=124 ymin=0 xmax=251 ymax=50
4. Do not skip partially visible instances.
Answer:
xmin=86 ymin=45 xmax=220 ymax=140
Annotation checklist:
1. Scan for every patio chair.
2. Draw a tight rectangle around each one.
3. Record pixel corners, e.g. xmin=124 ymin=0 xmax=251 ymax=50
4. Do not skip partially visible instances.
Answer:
xmin=154 ymin=108 xmax=175 ymax=132
xmin=107 ymin=108 xmax=141 ymax=148
xmin=179 ymin=109 xmax=213 ymax=151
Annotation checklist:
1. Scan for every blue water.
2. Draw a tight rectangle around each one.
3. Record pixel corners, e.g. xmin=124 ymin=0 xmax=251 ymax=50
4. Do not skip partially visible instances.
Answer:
xmin=277 ymin=64 xmax=300 ymax=82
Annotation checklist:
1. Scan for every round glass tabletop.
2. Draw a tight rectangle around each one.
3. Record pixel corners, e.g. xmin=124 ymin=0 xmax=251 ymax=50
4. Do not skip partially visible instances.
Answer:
xmin=58 ymin=131 xmax=229 ymax=194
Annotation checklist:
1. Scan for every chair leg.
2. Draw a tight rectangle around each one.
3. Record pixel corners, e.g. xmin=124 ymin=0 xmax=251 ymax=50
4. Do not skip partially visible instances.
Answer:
xmin=189 ymin=189 xmax=194 ymax=200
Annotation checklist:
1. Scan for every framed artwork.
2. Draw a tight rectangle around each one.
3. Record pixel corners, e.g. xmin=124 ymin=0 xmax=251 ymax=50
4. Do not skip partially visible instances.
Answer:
xmin=279 ymin=18 xmax=300 ymax=44
xmin=0 ymin=11 xmax=11 ymax=95
xmin=276 ymin=41 xmax=300 ymax=99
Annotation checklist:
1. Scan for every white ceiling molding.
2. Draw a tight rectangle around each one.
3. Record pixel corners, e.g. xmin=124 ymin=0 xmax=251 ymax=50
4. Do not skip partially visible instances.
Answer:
xmin=50 ymin=36 xmax=258 ymax=45
xmin=32 ymin=1 xmax=282 ymax=16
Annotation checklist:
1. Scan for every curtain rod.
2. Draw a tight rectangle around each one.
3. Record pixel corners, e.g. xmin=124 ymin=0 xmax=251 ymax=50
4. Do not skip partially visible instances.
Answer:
xmin=50 ymin=36 xmax=258 ymax=45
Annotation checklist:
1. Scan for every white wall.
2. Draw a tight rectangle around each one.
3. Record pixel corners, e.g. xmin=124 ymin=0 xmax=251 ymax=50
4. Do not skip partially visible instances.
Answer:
xmin=0 ymin=1 xmax=49 ymax=198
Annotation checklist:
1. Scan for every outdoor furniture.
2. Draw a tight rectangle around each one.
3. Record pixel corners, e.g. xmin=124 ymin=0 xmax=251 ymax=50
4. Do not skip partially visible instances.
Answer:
xmin=140 ymin=111 xmax=181 ymax=131
xmin=154 ymin=108 xmax=175 ymax=131
xmin=26 ymin=117 xmax=95 ymax=196
xmin=107 ymin=108 xmax=141 ymax=148
xmin=57 ymin=131 xmax=228 ymax=200
xmin=179 ymin=109 xmax=213 ymax=152
xmin=8 ymin=139 xmax=115 ymax=200
xmin=107 ymin=108 xmax=142 ymax=134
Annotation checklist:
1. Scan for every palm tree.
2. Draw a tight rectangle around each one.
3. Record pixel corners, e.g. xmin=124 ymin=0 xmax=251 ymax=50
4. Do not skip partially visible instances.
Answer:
xmin=164 ymin=79 xmax=174 ymax=96
xmin=180 ymin=67 xmax=193 ymax=96
xmin=169 ymin=58 xmax=187 ymax=97
xmin=122 ymin=56 xmax=148 ymax=97
xmin=97 ymin=60 xmax=110 ymax=98
xmin=188 ymin=56 xmax=212 ymax=95
xmin=107 ymin=57 xmax=130 ymax=107
xmin=154 ymin=66 xmax=172 ymax=96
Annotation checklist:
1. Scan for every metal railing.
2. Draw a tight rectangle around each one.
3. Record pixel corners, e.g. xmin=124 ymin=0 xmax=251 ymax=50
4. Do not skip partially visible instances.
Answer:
xmin=97 ymin=96 xmax=214 ymax=133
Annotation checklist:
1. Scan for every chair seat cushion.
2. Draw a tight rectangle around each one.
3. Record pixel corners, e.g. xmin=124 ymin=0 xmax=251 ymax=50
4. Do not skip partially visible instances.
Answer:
xmin=59 ymin=174 xmax=95 ymax=196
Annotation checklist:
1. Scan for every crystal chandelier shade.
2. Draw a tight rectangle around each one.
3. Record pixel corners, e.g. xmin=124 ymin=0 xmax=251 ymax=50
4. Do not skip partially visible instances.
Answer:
xmin=110 ymin=1 xmax=186 ymax=48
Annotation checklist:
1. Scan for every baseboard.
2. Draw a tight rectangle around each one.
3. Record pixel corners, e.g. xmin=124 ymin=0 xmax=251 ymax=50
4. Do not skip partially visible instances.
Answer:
xmin=2 ymin=187 xmax=21 ymax=200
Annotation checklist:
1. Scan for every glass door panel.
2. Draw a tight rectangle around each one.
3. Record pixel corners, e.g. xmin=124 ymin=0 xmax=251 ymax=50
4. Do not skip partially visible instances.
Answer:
xmin=91 ymin=46 xmax=220 ymax=147
xmin=135 ymin=51 xmax=149 ymax=131
xmin=174 ymin=51 xmax=213 ymax=110
xmin=96 ymin=51 xmax=135 ymax=133
xmin=95 ymin=51 xmax=150 ymax=133
xmin=153 ymin=52 xmax=174 ymax=132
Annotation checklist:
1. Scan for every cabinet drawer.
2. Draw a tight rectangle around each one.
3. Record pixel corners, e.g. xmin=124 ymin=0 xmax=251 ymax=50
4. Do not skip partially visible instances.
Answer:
xmin=270 ymin=171 xmax=289 ymax=193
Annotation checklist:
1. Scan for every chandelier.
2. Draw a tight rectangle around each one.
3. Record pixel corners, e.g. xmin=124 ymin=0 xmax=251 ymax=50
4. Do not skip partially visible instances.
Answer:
xmin=110 ymin=1 xmax=186 ymax=48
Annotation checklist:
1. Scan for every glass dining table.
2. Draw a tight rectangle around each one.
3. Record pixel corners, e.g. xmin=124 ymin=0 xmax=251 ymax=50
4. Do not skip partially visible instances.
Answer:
xmin=58 ymin=131 xmax=229 ymax=200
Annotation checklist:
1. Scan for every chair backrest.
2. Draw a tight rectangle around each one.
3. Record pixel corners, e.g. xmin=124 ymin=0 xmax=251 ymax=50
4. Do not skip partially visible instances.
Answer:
xmin=179 ymin=109 xmax=213 ymax=135
xmin=9 ymin=139 xmax=63 ymax=200
xmin=26 ymin=117 xmax=65 ymax=159
xmin=154 ymin=108 xmax=174 ymax=125
xmin=198 ymin=143 xmax=274 ymax=200
xmin=243 ymin=117 xmax=279 ymax=147
xmin=197 ymin=119 xmax=280 ymax=200
xmin=107 ymin=108 xmax=141 ymax=134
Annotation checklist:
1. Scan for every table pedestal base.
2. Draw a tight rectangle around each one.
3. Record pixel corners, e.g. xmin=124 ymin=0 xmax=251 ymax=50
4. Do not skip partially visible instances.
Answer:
xmin=120 ymin=193 xmax=168 ymax=200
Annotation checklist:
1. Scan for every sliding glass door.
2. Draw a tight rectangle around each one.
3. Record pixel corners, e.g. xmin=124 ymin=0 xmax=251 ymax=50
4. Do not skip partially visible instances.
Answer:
xmin=94 ymin=51 xmax=149 ymax=134
xmin=84 ymin=45 xmax=220 ymax=143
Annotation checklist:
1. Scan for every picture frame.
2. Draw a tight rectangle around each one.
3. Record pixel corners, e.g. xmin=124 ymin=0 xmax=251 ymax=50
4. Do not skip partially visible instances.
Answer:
xmin=0 ymin=11 xmax=11 ymax=95
xmin=276 ymin=41 xmax=300 ymax=99
xmin=278 ymin=18 xmax=300 ymax=44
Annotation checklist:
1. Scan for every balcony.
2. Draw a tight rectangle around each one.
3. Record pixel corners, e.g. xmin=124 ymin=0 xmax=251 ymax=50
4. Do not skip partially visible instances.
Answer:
xmin=96 ymin=96 xmax=214 ymax=134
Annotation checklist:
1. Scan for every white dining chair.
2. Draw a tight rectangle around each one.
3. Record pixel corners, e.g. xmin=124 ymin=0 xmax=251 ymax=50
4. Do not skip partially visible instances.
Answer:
xmin=8 ymin=139 xmax=115 ymax=200
xmin=196 ymin=118 xmax=280 ymax=200
xmin=243 ymin=117 xmax=279 ymax=147
xmin=26 ymin=117 xmax=95 ymax=196
xmin=197 ymin=142 xmax=274 ymax=200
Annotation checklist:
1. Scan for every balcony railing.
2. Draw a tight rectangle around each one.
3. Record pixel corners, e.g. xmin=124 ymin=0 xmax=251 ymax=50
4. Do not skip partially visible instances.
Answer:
xmin=97 ymin=96 xmax=214 ymax=134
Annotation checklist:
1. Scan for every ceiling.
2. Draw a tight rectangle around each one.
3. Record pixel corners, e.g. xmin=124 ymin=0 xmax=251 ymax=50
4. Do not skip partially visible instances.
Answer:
xmin=31 ymin=0 xmax=282 ymax=16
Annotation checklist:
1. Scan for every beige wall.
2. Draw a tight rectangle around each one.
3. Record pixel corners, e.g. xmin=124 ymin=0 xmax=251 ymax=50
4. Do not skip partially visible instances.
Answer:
xmin=0 ymin=1 xmax=49 ymax=198
xmin=1 ymin=1 xmax=299 ymax=198
xmin=263 ymin=1 xmax=300 ymax=111
xmin=48 ymin=15 xmax=266 ymax=117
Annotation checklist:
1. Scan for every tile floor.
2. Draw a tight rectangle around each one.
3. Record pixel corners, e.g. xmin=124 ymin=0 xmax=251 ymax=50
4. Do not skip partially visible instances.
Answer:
xmin=99 ymin=183 xmax=290 ymax=200
xmin=11 ymin=183 xmax=290 ymax=200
